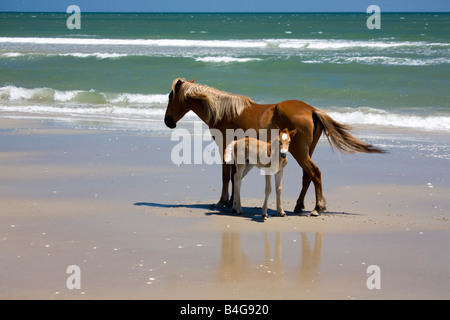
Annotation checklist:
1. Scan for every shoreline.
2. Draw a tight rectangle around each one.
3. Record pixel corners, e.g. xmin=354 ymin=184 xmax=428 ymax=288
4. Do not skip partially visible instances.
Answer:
xmin=1 ymin=117 xmax=449 ymax=299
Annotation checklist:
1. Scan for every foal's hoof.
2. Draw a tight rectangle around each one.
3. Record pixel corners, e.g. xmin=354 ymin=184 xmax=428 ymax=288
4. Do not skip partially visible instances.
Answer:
xmin=214 ymin=199 xmax=233 ymax=208
xmin=213 ymin=201 xmax=225 ymax=208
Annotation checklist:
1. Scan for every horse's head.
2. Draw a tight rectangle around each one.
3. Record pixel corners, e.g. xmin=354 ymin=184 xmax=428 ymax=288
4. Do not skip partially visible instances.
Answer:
xmin=278 ymin=127 xmax=297 ymax=159
xmin=164 ymin=78 xmax=195 ymax=129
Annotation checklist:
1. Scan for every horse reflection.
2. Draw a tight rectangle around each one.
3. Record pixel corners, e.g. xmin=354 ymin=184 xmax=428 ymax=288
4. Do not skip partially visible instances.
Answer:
xmin=218 ymin=231 xmax=323 ymax=292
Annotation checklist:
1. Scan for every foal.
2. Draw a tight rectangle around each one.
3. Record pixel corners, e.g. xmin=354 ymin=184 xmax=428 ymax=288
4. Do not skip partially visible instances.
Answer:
xmin=224 ymin=128 xmax=297 ymax=220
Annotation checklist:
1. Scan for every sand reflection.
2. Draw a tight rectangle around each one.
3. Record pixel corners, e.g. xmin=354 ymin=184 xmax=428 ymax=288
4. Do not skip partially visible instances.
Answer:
xmin=218 ymin=231 xmax=323 ymax=296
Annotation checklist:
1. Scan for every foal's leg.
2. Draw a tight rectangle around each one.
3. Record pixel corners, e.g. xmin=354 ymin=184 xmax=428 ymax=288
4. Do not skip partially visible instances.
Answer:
xmin=274 ymin=170 xmax=286 ymax=217
xmin=233 ymin=164 xmax=244 ymax=215
xmin=230 ymin=164 xmax=236 ymax=206
xmin=262 ymin=174 xmax=271 ymax=220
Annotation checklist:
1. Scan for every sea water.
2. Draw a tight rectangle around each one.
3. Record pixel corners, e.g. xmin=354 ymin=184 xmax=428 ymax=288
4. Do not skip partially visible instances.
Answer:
xmin=0 ymin=13 xmax=449 ymax=157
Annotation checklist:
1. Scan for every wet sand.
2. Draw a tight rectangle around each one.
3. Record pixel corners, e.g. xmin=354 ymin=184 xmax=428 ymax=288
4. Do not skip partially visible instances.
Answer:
xmin=0 ymin=118 xmax=449 ymax=299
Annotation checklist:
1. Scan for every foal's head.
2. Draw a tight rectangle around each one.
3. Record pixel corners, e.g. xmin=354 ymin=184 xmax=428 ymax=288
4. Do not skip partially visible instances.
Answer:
xmin=278 ymin=127 xmax=297 ymax=159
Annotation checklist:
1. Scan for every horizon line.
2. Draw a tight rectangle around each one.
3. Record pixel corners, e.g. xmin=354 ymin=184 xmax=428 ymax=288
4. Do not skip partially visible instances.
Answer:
xmin=1 ymin=11 xmax=449 ymax=14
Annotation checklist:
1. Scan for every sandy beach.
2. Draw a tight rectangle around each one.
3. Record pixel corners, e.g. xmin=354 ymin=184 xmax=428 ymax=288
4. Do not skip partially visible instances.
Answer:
xmin=1 ymin=117 xmax=449 ymax=300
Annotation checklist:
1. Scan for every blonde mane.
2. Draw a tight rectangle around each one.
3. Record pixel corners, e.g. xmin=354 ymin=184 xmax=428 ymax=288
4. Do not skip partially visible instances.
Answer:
xmin=172 ymin=78 xmax=254 ymax=125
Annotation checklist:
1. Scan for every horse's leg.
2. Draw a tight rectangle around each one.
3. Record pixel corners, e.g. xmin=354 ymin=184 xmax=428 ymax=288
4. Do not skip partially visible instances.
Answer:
xmin=295 ymin=169 xmax=311 ymax=213
xmin=292 ymin=148 xmax=325 ymax=216
xmin=293 ymin=119 xmax=323 ymax=213
xmin=217 ymin=163 xmax=231 ymax=207
xmin=274 ymin=170 xmax=286 ymax=217
xmin=303 ymin=156 xmax=325 ymax=216
xmin=262 ymin=174 xmax=271 ymax=220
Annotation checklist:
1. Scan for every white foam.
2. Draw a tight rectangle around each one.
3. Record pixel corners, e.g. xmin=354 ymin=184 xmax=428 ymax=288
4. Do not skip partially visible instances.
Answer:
xmin=54 ymin=89 xmax=80 ymax=102
xmin=111 ymin=93 xmax=168 ymax=104
xmin=303 ymin=56 xmax=450 ymax=66
xmin=1 ymin=37 xmax=445 ymax=50
xmin=1 ymin=85 xmax=35 ymax=100
xmin=1 ymin=52 xmax=23 ymax=57
xmin=59 ymin=52 xmax=129 ymax=59
xmin=0 ymin=104 xmax=166 ymax=119
xmin=0 ymin=37 xmax=262 ymax=48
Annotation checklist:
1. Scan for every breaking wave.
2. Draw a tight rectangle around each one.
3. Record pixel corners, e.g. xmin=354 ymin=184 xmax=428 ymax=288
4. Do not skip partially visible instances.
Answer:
xmin=1 ymin=86 xmax=449 ymax=133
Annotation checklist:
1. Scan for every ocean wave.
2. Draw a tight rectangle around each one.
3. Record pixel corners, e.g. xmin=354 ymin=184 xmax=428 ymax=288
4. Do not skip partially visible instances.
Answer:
xmin=327 ymin=108 xmax=450 ymax=132
xmin=1 ymin=51 xmax=133 ymax=59
xmin=1 ymin=36 xmax=447 ymax=50
xmin=59 ymin=52 xmax=129 ymax=59
xmin=1 ymin=86 xmax=449 ymax=132
xmin=3 ymin=50 xmax=447 ymax=66
xmin=1 ymin=52 xmax=23 ymax=57
xmin=111 ymin=93 xmax=168 ymax=104
xmin=0 ymin=85 xmax=169 ymax=105
xmin=195 ymin=56 xmax=262 ymax=63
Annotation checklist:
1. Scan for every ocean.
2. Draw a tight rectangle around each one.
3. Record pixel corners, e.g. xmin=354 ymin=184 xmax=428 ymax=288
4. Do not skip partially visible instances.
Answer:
xmin=1 ymin=12 xmax=449 ymax=157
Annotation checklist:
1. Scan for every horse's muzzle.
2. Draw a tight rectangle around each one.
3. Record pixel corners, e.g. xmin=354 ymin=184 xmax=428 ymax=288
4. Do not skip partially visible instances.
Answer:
xmin=164 ymin=115 xmax=176 ymax=129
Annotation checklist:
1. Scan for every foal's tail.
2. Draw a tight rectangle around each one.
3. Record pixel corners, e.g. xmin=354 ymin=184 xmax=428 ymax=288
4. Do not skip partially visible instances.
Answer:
xmin=313 ymin=109 xmax=386 ymax=154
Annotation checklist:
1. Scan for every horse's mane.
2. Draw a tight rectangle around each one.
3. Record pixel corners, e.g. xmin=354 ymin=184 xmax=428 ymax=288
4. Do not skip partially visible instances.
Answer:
xmin=173 ymin=78 xmax=254 ymax=125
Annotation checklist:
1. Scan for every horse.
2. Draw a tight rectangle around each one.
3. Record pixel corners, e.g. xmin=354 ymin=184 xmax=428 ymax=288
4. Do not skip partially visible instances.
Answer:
xmin=164 ymin=78 xmax=385 ymax=215
xmin=224 ymin=127 xmax=297 ymax=220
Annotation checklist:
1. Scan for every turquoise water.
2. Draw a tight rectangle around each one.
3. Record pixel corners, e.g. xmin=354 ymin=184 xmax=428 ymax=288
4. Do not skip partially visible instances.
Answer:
xmin=0 ymin=13 xmax=449 ymax=132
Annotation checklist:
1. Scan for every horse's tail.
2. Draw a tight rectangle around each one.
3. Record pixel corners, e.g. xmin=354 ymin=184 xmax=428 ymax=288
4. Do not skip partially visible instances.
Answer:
xmin=313 ymin=109 xmax=386 ymax=154
xmin=224 ymin=140 xmax=236 ymax=163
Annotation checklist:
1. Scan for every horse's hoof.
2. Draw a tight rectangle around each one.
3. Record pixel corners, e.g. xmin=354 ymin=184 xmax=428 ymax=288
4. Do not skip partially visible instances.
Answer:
xmin=262 ymin=214 xmax=268 ymax=220
xmin=293 ymin=204 xmax=304 ymax=213
xmin=310 ymin=210 xmax=320 ymax=217
xmin=279 ymin=210 xmax=286 ymax=217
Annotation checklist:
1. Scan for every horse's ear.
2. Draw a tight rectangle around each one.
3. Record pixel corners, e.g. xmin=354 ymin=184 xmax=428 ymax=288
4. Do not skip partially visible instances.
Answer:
xmin=173 ymin=79 xmax=183 ymax=94
xmin=189 ymin=79 xmax=195 ymax=83
xmin=289 ymin=128 xmax=297 ymax=137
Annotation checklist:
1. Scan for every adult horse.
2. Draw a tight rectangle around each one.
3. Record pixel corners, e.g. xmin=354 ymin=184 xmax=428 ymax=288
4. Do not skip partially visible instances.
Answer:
xmin=164 ymin=78 xmax=385 ymax=215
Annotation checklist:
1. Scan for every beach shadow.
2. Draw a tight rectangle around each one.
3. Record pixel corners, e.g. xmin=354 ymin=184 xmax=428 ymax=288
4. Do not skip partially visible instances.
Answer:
xmin=134 ymin=202 xmax=215 ymax=211
xmin=134 ymin=201 xmax=228 ymax=217
xmin=134 ymin=202 xmax=359 ymax=222
xmin=134 ymin=201 xmax=269 ymax=222
xmin=312 ymin=210 xmax=361 ymax=216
